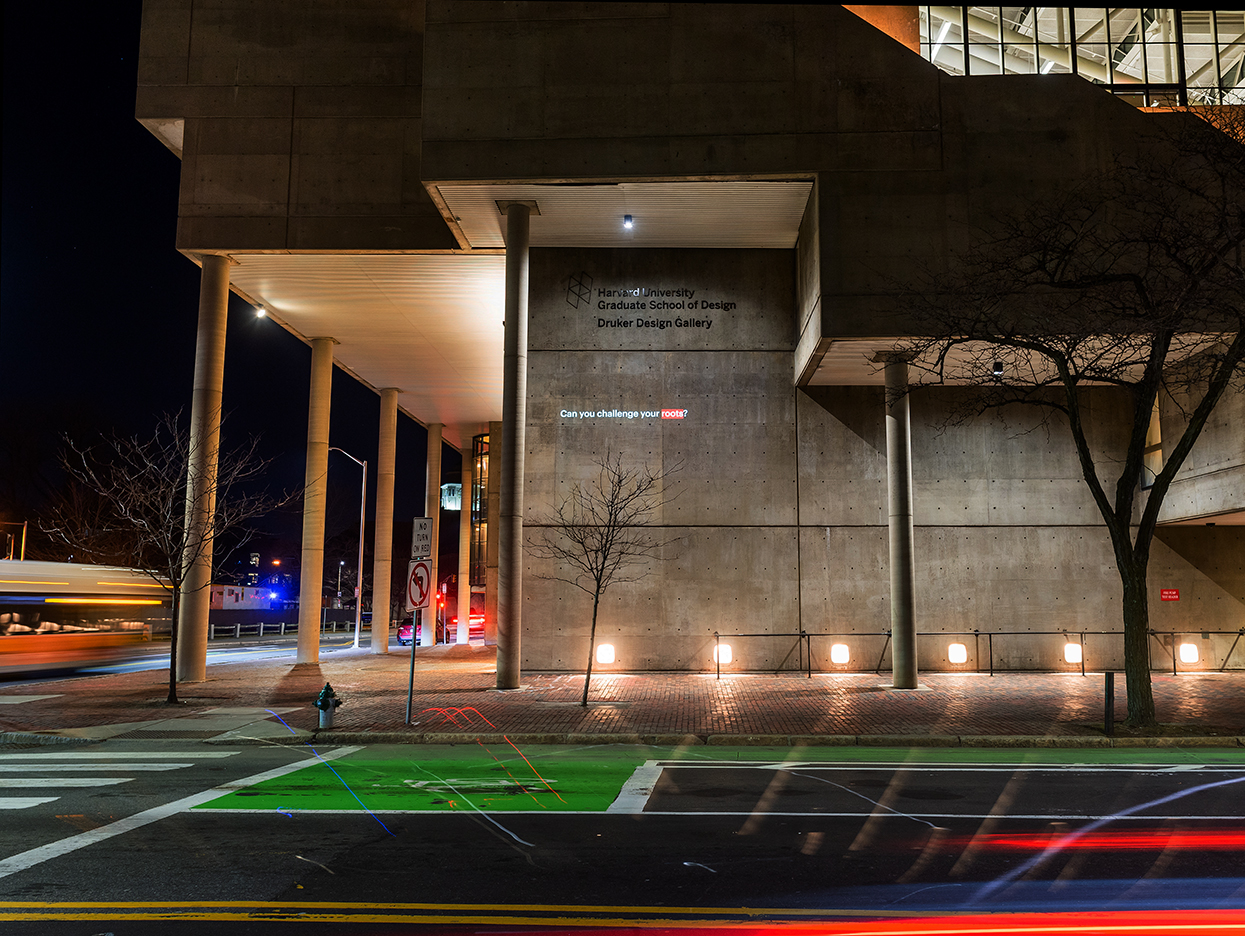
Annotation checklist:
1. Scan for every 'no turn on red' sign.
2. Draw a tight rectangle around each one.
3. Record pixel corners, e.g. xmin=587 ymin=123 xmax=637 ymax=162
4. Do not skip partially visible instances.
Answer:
xmin=405 ymin=559 xmax=432 ymax=612
xmin=1160 ymin=589 xmax=1180 ymax=601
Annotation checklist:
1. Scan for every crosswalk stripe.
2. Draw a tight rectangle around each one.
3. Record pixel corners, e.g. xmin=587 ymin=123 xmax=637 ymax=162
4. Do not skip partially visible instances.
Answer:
xmin=0 ymin=764 xmax=190 ymax=772
xmin=0 ymin=752 xmax=239 ymax=760
xmin=0 ymin=798 xmax=59 ymax=810
xmin=0 ymin=779 xmax=133 ymax=788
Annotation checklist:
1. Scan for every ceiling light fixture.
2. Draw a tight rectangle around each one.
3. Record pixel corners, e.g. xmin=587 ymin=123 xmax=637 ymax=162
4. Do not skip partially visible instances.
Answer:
xmin=255 ymin=305 xmax=267 ymax=318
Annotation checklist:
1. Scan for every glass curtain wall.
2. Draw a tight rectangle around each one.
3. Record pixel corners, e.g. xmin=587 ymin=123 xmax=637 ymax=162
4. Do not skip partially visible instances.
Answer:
xmin=919 ymin=8 xmax=1244 ymax=105
xmin=469 ymin=433 xmax=488 ymax=588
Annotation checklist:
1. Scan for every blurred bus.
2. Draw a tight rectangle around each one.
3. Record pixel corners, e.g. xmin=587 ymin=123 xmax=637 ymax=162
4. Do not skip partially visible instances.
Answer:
xmin=0 ymin=560 xmax=170 ymax=675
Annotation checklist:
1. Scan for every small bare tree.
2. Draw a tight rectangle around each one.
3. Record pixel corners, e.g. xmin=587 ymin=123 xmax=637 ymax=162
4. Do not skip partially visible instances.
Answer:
xmin=43 ymin=413 xmax=294 ymax=704
xmin=895 ymin=109 xmax=1244 ymax=728
xmin=527 ymin=453 xmax=680 ymax=705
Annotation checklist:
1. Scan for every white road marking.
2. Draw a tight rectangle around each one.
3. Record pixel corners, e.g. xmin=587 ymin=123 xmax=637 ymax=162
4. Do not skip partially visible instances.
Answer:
xmin=0 ymin=745 xmax=361 ymax=879
xmin=0 ymin=695 xmax=61 ymax=704
xmin=0 ymin=752 xmax=239 ymax=759
xmin=0 ymin=764 xmax=190 ymax=772
xmin=607 ymin=762 xmax=664 ymax=813
xmin=195 ymin=808 xmax=1245 ymax=820
xmin=654 ymin=761 xmax=1244 ymax=773
xmin=0 ymin=778 xmax=132 ymax=787
xmin=0 ymin=797 xmax=59 ymax=809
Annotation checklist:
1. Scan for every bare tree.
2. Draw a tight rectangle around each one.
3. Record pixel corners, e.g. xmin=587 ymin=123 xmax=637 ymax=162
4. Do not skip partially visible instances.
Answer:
xmin=895 ymin=109 xmax=1244 ymax=728
xmin=43 ymin=413 xmax=294 ymax=703
xmin=527 ymin=453 xmax=681 ymax=705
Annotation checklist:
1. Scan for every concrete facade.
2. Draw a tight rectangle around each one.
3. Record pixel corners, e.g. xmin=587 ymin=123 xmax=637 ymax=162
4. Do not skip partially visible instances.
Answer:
xmin=136 ymin=2 xmax=1244 ymax=677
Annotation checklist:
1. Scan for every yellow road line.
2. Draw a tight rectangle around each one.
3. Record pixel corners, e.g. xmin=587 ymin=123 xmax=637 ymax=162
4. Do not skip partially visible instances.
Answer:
xmin=0 ymin=900 xmax=908 ymax=916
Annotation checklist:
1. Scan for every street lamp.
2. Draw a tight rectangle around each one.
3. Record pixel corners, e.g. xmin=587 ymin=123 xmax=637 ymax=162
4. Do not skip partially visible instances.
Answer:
xmin=330 ymin=447 xmax=367 ymax=650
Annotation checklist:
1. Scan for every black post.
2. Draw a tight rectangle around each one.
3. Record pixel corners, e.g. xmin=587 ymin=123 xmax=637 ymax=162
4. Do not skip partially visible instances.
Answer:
xmin=1104 ymin=671 xmax=1115 ymax=736
xmin=715 ymin=633 xmax=720 ymax=680
xmin=404 ymin=613 xmax=418 ymax=724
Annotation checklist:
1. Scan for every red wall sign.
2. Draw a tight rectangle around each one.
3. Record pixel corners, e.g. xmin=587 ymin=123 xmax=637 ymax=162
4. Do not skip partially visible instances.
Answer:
xmin=1160 ymin=589 xmax=1180 ymax=601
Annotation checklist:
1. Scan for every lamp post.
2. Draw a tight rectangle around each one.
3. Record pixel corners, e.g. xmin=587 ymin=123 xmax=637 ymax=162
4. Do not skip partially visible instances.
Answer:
xmin=330 ymin=447 xmax=367 ymax=650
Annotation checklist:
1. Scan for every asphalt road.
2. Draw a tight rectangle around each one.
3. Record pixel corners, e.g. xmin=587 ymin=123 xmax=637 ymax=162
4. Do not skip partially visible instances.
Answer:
xmin=2 ymin=635 xmax=361 ymax=686
xmin=1 ymin=742 xmax=1242 ymax=933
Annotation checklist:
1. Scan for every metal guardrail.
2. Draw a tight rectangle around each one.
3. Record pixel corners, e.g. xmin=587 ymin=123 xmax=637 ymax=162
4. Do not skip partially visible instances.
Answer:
xmin=712 ymin=627 xmax=1245 ymax=678
xmin=207 ymin=620 xmax=372 ymax=640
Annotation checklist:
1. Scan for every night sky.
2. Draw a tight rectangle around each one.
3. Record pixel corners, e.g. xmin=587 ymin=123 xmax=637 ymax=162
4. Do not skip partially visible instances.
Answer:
xmin=0 ymin=2 xmax=456 ymax=574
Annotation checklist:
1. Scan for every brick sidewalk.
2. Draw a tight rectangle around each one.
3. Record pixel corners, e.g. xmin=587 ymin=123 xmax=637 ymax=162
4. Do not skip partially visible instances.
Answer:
xmin=2 ymin=644 xmax=1243 ymax=744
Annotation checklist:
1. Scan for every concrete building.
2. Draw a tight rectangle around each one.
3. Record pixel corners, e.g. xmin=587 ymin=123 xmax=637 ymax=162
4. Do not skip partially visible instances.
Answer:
xmin=135 ymin=3 xmax=1244 ymax=682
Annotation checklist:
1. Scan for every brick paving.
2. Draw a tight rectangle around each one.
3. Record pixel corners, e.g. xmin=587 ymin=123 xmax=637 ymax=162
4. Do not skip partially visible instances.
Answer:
xmin=2 ymin=644 xmax=1243 ymax=743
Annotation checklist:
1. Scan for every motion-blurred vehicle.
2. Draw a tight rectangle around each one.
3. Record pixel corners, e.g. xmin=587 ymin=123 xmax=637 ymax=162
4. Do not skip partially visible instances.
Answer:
xmin=1 ymin=560 xmax=167 ymax=675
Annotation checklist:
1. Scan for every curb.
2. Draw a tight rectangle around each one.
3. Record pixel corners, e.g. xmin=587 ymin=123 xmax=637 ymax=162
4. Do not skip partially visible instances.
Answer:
xmin=0 ymin=731 xmax=95 ymax=747
xmin=202 ymin=731 xmax=1245 ymax=748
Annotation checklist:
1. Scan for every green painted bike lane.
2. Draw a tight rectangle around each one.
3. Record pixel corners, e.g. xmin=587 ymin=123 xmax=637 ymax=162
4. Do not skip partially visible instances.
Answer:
xmin=194 ymin=742 xmax=1245 ymax=814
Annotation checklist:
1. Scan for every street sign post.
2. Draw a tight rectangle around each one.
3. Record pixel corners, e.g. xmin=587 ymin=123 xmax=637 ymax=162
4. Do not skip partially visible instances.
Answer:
xmin=404 ymin=556 xmax=433 ymax=725
xmin=411 ymin=518 xmax=433 ymax=559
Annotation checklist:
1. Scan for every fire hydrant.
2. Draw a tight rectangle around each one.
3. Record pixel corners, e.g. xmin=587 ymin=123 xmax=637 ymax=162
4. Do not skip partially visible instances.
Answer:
xmin=313 ymin=682 xmax=342 ymax=729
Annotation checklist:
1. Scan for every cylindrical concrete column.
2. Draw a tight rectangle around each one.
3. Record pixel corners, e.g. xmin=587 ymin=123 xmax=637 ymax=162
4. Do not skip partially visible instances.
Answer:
xmin=370 ymin=388 xmax=400 ymax=653
xmin=297 ymin=338 xmax=335 ymax=664
xmin=177 ymin=254 xmax=231 ymax=682
xmin=485 ymin=420 xmax=502 ymax=646
xmin=456 ymin=442 xmax=474 ymax=644
xmin=883 ymin=355 xmax=918 ymax=689
xmin=497 ymin=204 xmax=530 ymax=688
xmin=421 ymin=424 xmax=443 ymax=647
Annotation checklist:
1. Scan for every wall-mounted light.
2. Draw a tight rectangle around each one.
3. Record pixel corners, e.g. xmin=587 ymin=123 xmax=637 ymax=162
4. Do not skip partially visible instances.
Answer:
xmin=1179 ymin=643 xmax=1199 ymax=664
xmin=713 ymin=643 xmax=732 ymax=665
xmin=255 ymin=305 xmax=267 ymax=318
xmin=1064 ymin=642 xmax=1083 ymax=664
xmin=623 ymin=214 xmax=634 ymax=230
xmin=948 ymin=642 xmax=968 ymax=664
xmin=596 ymin=643 xmax=615 ymax=665
xmin=830 ymin=643 xmax=850 ymax=665
xmin=992 ymin=360 xmax=1004 ymax=376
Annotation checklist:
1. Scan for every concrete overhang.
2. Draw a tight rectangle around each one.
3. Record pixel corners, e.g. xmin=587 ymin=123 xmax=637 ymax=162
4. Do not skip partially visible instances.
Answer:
xmin=426 ymin=180 xmax=814 ymax=250
xmin=219 ymin=180 xmax=814 ymax=449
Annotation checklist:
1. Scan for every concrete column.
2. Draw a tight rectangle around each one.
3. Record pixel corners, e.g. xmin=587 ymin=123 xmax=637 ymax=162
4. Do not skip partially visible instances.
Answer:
xmin=485 ymin=420 xmax=502 ymax=646
xmin=497 ymin=203 xmax=531 ymax=688
xmin=176 ymin=253 xmax=231 ymax=682
xmin=370 ymin=388 xmax=399 ymax=653
xmin=297 ymin=337 xmax=335 ymax=664
xmin=456 ymin=441 xmax=474 ymax=644
xmin=421 ymin=423 xmax=442 ymax=647
xmin=881 ymin=354 xmax=918 ymax=689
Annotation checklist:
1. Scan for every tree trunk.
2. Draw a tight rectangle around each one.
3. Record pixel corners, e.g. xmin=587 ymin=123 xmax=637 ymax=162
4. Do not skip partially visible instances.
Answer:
xmin=1120 ymin=559 xmax=1156 ymax=728
xmin=166 ymin=585 xmax=181 ymax=704
xmin=581 ymin=592 xmax=600 ymax=707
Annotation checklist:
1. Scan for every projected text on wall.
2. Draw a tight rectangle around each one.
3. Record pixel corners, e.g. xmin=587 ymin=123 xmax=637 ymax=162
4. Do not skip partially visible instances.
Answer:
xmin=559 ymin=408 xmax=688 ymax=421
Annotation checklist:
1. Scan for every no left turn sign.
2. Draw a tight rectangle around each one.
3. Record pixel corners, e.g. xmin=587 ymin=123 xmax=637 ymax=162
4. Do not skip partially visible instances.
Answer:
xmin=406 ymin=559 xmax=432 ymax=612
